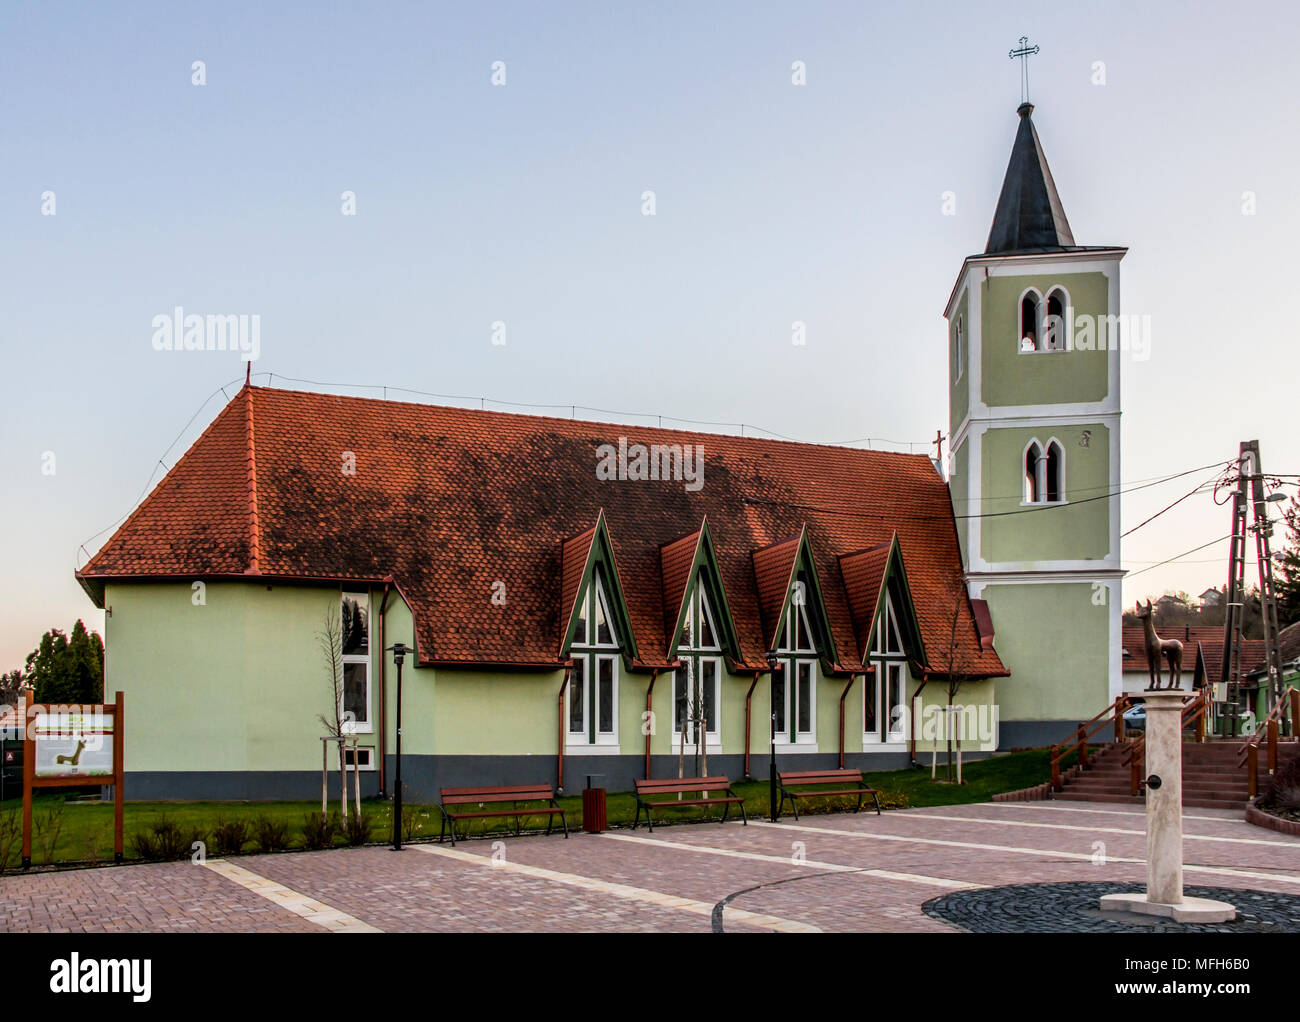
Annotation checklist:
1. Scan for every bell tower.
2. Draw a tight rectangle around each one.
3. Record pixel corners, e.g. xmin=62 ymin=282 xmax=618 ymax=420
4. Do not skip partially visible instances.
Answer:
xmin=944 ymin=99 xmax=1127 ymax=748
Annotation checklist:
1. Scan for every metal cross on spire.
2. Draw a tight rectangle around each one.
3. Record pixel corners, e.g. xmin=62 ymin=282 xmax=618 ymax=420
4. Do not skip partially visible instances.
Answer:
xmin=1009 ymin=35 xmax=1040 ymax=104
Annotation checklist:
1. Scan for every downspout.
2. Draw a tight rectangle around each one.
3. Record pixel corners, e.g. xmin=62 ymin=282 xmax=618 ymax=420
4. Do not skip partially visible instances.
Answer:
xmin=838 ymin=674 xmax=858 ymax=769
xmin=910 ymin=668 xmax=930 ymax=765
xmin=556 ymin=664 xmax=572 ymax=795
xmin=644 ymin=669 xmax=660 ymax=780
xmin=376 ymin=583 xmax=392 ymax=797
xmin=742 ymin=672 xmax=760 ymax=779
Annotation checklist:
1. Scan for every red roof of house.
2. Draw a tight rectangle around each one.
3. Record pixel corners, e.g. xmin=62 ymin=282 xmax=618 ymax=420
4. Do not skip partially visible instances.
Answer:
xmin=838 ymin=539 xmax=893 ymax=662
xmin=78 ymin=385 xmax=1006 ymax=677
xmin=1121 ymin=626 xmax=1266 ymax=680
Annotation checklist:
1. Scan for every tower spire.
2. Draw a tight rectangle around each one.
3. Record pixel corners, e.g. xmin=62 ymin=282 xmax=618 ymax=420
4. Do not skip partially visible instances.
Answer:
xmin=983 ymin=102 xmax=1076 ymax=254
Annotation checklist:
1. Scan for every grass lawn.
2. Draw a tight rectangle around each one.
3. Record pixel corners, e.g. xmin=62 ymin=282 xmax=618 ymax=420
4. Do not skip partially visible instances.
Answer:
xmin=0 ymin=747 xmax=1075 ymax=872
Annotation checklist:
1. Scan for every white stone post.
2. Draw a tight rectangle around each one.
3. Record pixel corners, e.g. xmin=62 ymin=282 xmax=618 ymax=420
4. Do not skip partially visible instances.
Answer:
xmin=1100 ymin=688 xmax=1235 ymax=923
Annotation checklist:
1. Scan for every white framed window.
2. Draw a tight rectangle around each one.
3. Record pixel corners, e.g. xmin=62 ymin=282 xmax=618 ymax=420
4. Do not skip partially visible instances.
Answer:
xmin=1023 ymin=437 xmax=1065 ymax=505
xmin=773 ymin=580 xmax=818 ymax=746
xmin=340 ymin=591 xmax=371 ymax=734
xmin=343 ymin=746 xmax=375 ymax=771
xmin=673 ymin=582 xmax=724 ymax=750
xmin=567 ymin=572 xmax=620 ymax=747
xmin=865 ymin=592 xmax=908 ymax=744
xmin=954 ymin=315 xmax=965 ymax=379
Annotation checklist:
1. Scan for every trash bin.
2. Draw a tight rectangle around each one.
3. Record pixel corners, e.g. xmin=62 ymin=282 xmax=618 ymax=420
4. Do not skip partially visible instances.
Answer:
xmin=582 ymin=773 xmax=607 ymax=834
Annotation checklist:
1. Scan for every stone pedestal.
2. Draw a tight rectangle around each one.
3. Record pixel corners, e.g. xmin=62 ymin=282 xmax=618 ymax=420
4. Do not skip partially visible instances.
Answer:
xmin=1099 ymin=688 xmax=1236 ymax=924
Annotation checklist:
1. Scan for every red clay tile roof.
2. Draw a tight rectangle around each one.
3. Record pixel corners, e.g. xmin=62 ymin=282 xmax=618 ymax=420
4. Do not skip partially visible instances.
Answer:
xmin=559 ymin=522 xmax=598 ymax=655
xmin=751 ymin=533 xmax=804 ymax=654
xmin=659 ymin=529 xmax=701 ymax=644
xmin=1121 ymin=625 xmax=1266 ymax=681
xmin=838 ymin=538 xmax=893 ymax=662
xmin=79 ymin=385 xmax=1006 ymax=676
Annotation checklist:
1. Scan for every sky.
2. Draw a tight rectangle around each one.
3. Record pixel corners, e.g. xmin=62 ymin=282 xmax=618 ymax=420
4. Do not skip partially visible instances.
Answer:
xmin=3 ymin=0 xmax=1299 ymax=669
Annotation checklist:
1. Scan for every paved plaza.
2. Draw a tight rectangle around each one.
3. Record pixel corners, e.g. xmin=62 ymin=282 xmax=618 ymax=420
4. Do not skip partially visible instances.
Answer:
xmin=3 ymin=801 xmax=1299 ymax=933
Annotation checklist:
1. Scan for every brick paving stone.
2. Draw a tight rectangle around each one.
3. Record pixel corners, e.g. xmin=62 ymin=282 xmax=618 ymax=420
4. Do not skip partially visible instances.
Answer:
xmin=0 ymin=801 xmax=1294 ymax=933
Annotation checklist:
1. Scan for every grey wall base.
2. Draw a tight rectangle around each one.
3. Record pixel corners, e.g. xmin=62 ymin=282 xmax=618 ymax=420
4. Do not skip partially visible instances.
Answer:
xmin=998 ymin=720 xmax=1093 ymax=749
xmin=118 ymin=747 xmax=953 ymax=802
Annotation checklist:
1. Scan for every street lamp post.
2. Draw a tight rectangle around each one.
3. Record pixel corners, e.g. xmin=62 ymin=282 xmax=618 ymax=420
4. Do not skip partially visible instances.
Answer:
xmin=387 ymin=642 xmax=408 ymax=850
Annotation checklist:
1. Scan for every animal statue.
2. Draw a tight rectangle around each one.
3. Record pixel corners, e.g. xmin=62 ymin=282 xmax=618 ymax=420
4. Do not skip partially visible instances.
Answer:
xmin=1135 ymin=600 xmax=1182 ymax=690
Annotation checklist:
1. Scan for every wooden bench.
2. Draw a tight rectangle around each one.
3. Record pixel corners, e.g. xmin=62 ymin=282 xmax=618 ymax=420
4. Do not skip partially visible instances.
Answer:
xmin=777 ymin=768 xmax=881 ymax=820
xmin=633 ymin=776 xmax=747 ymax=831
xmin=437 ymin=784 xmax=568 ymax=846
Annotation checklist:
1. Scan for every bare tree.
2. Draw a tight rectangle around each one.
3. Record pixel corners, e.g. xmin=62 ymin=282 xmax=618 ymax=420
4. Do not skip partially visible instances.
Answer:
xmin=933 ymin=581 xmax=981 ymax=784
xmin=317 ymin=605 xmax=350 ymax=822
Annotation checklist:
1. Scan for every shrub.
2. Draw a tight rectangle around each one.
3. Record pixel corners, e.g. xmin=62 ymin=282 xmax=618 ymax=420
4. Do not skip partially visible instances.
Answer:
xmin=131 ymin=815 xmax=191 ymax=861
xmin=0 ymin=809 xmax=19 ymax=873
xmin=343 ymin=811 xmax=372 ymax=847
xmin=301 ymin=811 xmax=340 ymax=850
xmin=212 ymin=816 xmax=251 ymax=856
xmin=252 ymin=814 xmax=290 ymax=853
xmin=33 ymin=805 xmax=66 ymax=866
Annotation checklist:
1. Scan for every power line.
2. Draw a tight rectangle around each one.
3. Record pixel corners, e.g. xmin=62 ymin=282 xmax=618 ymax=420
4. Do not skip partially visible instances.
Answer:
xmin=1125 ymin=535 xmax=1234 ymax=578
xmin=1120 ymin=471 xmax=1223 ymax=538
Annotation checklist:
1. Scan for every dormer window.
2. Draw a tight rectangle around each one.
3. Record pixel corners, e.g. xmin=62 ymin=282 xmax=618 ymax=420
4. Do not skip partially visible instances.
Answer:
xmin=673 ymin=579 xmax=723 ymax=750
xmin=1024 ymin=438 xmax=1065 ymax=504
xmin=865 ymin=592 xmax=908 ymax=743
xmin=773 ymin=577 xmax=819 ymax=744
xmin=567 ymin=570 xmax=621 ymax=746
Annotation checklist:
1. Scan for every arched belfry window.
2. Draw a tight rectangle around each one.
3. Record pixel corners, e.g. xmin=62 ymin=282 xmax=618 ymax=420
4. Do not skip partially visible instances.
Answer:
xmin=1019 ymin=290 xmax=1041 ymax=352
xmin=1019 ymin=287 xmax=1071 ymax=353
xmin=1024 ymin=441 xmax=1042 ymax=503
xmin=1045 ymin=440 xmax=1063 ymax=502
xmin=1024 ymin=438 xmax=1065 ymax=504
xmin=1045 ymin=288 xmax=1068 ymax=350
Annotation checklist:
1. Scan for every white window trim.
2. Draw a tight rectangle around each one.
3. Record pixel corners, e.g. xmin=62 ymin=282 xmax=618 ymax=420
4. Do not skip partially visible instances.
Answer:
xmin=773 ymin=656 xmax=818 ymax=746
xmin=864 ymin=593 xmax=909 ymax=745
xmin=671 ymin=656 xmax=723 ymax=753
xmin=568 ymin=571 xmax=622 ymax=748
xmin=567 ymin=652 xmax=620 ymax=748
xmin=340 ymin=592 xmax=372 ymax=735
xmin=1020 ymin=436 xmax=1067 ymax=507
xmin=329 ymin=745 xmax=376 ymax=772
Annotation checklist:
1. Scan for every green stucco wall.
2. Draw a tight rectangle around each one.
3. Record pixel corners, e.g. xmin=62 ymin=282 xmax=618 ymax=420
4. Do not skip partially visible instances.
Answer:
xmin=104 ymin=581 xmax=365 ymax=773
xmin=981 ymin=271 xmax=1110 ymax=408
xmin=101 ymin=580 xmax=1002 ymax=780
xmin=981 ymin=582 xmax=1110 ymax=723
xmin=980 ymin=423 xmax=1111 ymax=565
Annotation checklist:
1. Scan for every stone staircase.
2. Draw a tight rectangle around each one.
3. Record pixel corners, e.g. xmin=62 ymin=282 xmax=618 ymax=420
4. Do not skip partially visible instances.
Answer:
xmin=1054 ymin=739 xmax=1300 ymax=810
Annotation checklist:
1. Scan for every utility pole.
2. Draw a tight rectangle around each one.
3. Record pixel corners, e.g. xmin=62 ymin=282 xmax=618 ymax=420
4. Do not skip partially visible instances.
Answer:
xmin=1219 ymin=441 xmax=1285 ymax=735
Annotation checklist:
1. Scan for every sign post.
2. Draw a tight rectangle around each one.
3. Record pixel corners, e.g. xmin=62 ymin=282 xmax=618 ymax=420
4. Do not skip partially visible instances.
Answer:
xmin=22 ymin=692 xmax=125 ymax=868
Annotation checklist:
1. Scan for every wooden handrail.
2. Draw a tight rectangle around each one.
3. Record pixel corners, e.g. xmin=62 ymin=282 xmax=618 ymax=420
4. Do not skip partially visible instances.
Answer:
xmin=1049 ymin=696 xmax=1131 ymax=792
xmin=1238 ymin=687 xmax=1299 ymax=797
xmin=1237 ymin=687 xmax=1297 ymax=764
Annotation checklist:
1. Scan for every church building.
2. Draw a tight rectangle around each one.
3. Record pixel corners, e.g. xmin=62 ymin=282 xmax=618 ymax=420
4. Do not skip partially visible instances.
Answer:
xmin=76 ymin=101 xmax=1123 ymax=800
